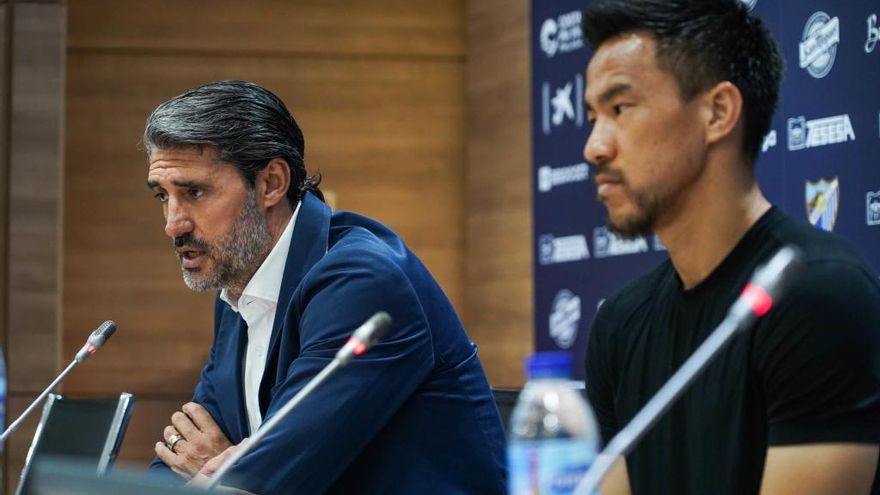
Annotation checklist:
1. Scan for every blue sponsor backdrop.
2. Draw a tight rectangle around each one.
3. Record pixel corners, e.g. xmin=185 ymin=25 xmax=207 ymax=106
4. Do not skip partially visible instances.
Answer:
xmin=532 ymin=0 xmax=880 ymax=379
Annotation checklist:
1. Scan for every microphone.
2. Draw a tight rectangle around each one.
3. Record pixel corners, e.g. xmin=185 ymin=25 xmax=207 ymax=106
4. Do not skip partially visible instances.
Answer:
xmin=75 ymin=319 xmax=118 ymax=363
xmin=0 ymin=320 xmax=118 ymax=446
xmin=574 ymin=246 xmax=803 ymax=495
xmin=205 ymin=311 xmax=392 ymax=490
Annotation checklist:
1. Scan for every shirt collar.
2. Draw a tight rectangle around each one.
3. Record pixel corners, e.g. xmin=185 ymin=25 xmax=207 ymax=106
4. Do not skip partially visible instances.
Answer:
xmin=221 ymin=201 xmax=301 ymax=312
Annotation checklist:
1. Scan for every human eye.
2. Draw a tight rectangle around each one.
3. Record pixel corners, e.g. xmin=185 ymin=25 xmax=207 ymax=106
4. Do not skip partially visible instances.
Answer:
xmin=188 ymin=188 xmax=204 ymax=200
xmin=586 ymin=111 xmax=597 ymax=125
xmin=154 ymin=191 xmax=168 ymax=203
xmin=613 ymin=103 xmax=630 ymax=116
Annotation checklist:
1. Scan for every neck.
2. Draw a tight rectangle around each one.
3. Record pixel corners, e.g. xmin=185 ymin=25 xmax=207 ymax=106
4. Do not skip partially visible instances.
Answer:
xmin=655 ymin=156 xmax=771 ymax=290
xmin=226 ymin=201 xmax=295 ymax=304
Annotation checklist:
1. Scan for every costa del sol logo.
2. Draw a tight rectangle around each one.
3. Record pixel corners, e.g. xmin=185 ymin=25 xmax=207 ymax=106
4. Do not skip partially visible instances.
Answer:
xmin=867 ymin=191 xmax=880 ymax=226
xmin=549 ymin=289 xmax=581 ymax=349
xmin=799 ymin=11 xmax=840 ymax=79
xmin=805 ymin=177 xmax=840 ymax=232
xmin=539 ymin=10 xmax=584 ymax=58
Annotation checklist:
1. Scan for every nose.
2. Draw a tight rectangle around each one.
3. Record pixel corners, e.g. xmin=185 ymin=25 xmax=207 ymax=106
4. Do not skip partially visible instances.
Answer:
xmin=584 ymin=120 xmax=615 ymax=167
xmin=164 ymin=198 xmax=194 ymax=239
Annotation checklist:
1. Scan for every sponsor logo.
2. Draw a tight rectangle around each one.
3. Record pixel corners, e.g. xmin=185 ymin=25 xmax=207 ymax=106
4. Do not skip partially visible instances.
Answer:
xmin=867 ymin=191 xmax=880 ymax=226
xmin=740 ymin=0 xmax=757 ymax=11
xmin=538 ymin=162 xmax=590 ymax=193
xmin=549 ymin=289 xmax=581 ymax=349
xmin=539 ymin=234 xmax=590 ymax=265
xmin=787 ymin=114 xmax=855 ymax=151
xmin=593 ymin=226 xmax=649 ymax=258
xmin=541 ymin=74 xmax=584 ymax=135
xmin=867 ymin=14 xmax=879 ymax=53
xmin=799 ymin=12 xmax=840 ymax=79
xmin=761 ymin=129 xmax=777 ymax=152
xmin=805 ymin=177 xmax=840 ymax=232
xmin=539 ymin=10 xmax=584 ymax=58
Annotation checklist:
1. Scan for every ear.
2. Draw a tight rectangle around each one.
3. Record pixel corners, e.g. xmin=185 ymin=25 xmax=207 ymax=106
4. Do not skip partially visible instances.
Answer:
xmin=255 ymin=158 xmax=291 ymax=209
xmin=702 ymin=81 xmax=743 ymax=146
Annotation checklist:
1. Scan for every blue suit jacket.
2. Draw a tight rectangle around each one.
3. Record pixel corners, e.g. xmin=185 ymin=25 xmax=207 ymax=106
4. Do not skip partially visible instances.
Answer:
xmin=150 ymin=192 xmax=507 ymax=494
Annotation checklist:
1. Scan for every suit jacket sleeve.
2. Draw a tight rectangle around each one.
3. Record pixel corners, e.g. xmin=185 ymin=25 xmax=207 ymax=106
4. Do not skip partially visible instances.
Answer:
xmin=225 ymin=244 xmax=436 ymax=494
xmin=148 ymin=297 xmax=232 ymax=479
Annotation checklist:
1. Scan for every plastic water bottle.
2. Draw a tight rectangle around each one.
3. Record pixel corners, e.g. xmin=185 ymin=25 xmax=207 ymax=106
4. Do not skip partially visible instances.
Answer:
xmin=508 ymin=352 xmax=599 ymax=494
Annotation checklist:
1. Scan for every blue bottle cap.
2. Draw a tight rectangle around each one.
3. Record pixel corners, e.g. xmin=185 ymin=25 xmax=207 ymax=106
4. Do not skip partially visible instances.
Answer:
xmin=526 ymin=352 xmax=573 ymax=379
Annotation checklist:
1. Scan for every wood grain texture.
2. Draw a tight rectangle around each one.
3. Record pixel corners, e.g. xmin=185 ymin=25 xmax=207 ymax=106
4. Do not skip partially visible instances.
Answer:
xmin=63 ymin=0 xmax=466 ymax=468
xmin=3 ymin=3 xmax=66 ymax=485
xmin=7 ymin=1 xmax=65 ymax=392
xmin=464 ymin=0 xmax=532 ymax=388
xmin=68 ymin=0 xmax=463 ymax=59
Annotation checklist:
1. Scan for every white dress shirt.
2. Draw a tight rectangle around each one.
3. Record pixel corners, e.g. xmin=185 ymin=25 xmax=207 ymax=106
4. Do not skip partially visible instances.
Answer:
xmin=220 ymin=201 xmax=300 ymax=434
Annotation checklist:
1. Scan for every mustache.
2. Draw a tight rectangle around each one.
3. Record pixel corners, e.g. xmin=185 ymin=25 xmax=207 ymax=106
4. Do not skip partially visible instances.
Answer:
xmin=173 ymin=232 xmax=212 ymax=253
xmin=594 ymin=164 xmax=626 ymax=183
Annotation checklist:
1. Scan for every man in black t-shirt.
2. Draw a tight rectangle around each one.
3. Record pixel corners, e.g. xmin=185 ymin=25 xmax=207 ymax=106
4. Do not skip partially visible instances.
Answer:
xmin=580 ymin=1 xmax=880 ymax=494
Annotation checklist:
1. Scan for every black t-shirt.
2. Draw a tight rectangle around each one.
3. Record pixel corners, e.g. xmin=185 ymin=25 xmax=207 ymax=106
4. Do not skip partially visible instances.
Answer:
xmin=586 ymin=207 xmax=880 ymax=494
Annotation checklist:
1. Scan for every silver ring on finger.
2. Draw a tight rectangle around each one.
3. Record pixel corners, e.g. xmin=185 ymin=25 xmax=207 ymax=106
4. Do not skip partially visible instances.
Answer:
xmin=165 ymin=433 xmax=184 ymax=453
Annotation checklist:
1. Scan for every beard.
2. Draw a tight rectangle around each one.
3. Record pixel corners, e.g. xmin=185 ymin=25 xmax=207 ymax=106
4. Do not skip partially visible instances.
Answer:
xmin=174 ymin=190 xmax=273 ymax=293
xmin=595 ymin=165 xmax=659 ymax=239
xmin=602 ymin=186 xmax=659 ymax=239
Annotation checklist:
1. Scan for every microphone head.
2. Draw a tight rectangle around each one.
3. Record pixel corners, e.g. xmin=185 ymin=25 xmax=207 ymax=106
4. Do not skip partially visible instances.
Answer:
xmin=87 ymin=320 xmax=117 ymax=349
xmin=352 ymin=312 xmax=392 ymax=351
xmin=750 ymin=246 xmax=804 ymax=300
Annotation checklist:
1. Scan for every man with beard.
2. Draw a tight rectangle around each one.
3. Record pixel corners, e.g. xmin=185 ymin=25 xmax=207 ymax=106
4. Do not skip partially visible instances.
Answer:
xmin=580 ymin=1 xmax=880 ymax=494
xmin=144 ymin=81 xmax=506 ymax=495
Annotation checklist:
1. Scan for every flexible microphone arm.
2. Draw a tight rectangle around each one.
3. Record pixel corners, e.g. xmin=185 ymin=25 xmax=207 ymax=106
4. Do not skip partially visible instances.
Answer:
xmin=0 ymin=320 xmax=118 ymax=447
xmin=574 ymin=246 xmax=802 ymax=495
xmin=206 ymin=312 xmax=392 ymax=491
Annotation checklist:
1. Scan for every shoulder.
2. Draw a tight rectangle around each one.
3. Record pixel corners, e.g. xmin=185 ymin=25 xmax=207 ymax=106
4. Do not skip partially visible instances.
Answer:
xmin=296 ymin=212 xmax=416 ymax=299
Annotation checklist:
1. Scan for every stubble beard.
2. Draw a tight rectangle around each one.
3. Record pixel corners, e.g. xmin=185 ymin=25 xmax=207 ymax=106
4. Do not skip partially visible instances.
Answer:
xmin=178 ymin=190 xmax=273 ymax=294
xmin=595 ymin=164 xmax=659 ymax=239
xmin=602 ymin=185 xmax=660 ymax=239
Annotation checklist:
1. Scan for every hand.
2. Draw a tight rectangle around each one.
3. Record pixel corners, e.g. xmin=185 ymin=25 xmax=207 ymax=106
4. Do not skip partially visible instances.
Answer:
xmin=155 ymin=402 xmax=233 ymax=479
xmin=187 ymin=440 xmax=253 ymax=493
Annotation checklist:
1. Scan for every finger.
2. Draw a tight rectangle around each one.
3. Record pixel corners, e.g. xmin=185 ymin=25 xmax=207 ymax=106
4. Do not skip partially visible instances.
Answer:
xmin=203 ymin=444 xmax=238 ymax=475
xmin=155 ymin=441 xmax=177 ymax=465
xmin=163 ymin=425 xmax=180 ymax=443
xmin=156 ymin=442 xmax=195 ymax=480
xmin=171 ymin=410 xmax=200 ymax=438
xmin=182 ymin=402 xmax=220 ymax=433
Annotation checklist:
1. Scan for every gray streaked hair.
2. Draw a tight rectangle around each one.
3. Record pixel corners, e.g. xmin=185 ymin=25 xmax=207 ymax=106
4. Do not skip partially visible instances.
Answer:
xmin=143 ymin=80 xmax=323 ymax=204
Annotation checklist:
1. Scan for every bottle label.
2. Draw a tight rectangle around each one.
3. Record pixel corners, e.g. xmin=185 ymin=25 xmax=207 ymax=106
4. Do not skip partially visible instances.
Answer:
xmin=508 ymin=438 xmax=597 ymax=495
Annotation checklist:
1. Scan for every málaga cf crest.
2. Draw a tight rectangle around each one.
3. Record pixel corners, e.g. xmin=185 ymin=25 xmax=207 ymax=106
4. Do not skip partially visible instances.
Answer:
xmin=805 ymin=177 xmax=839 ymax=232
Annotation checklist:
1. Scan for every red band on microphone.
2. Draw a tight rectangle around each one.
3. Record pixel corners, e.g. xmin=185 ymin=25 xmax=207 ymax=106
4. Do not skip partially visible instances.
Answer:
xmin=740 ymin=283 xmax=773 ymax=316
xmin=87 ymin=345 xmax=97 ymax=355
xmin=351 ymin=339 xmax=367 ymax=356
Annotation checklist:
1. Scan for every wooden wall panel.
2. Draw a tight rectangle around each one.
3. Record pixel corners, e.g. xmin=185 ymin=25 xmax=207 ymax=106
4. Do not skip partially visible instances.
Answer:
xmin=64 ymin=0 xmax=465 ymax=468
xmin=464 ymin=0 xmax=532 ymax=387
xmin=68 ymin=0 xmax=463 ymax=58
xmin=3 ymin=1 xmax=66 ymax=491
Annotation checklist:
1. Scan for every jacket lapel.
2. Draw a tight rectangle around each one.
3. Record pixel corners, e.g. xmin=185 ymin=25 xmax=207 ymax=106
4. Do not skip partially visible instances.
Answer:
xmin=258 ymin=192 xmax=331 ymax=414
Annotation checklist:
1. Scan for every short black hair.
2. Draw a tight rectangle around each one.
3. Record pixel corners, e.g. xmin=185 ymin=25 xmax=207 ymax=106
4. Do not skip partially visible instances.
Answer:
xmin=583 ymin=0 xmax=783 ymax=162
xmin=144 ymin=80 xmax=323 ymax=205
